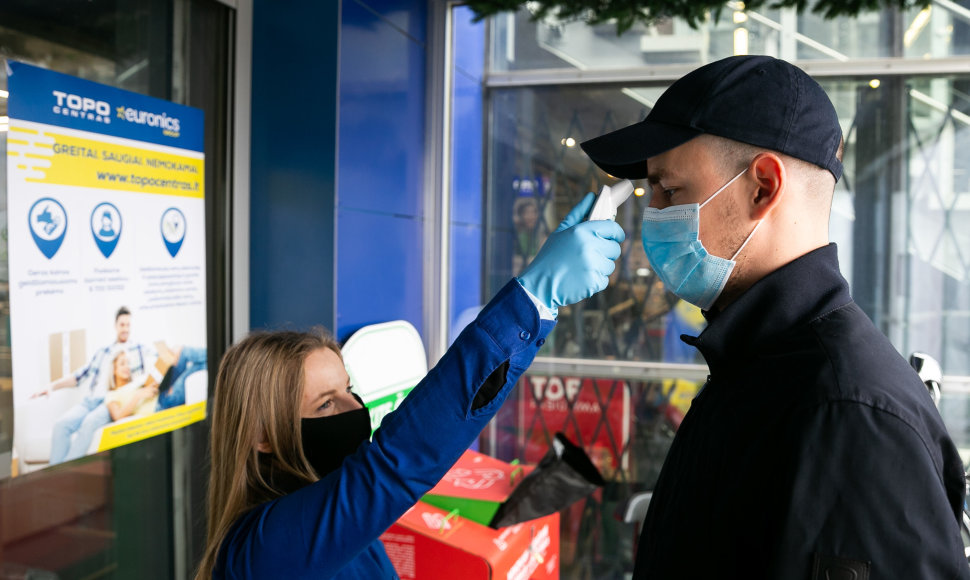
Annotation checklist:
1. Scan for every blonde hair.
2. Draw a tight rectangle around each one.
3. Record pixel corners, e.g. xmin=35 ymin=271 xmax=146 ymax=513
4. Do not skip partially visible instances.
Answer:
xmin=108 ymin=350 xmax=130 ymax=391
xmin=195 ymin=329 xmax=342 ymax=580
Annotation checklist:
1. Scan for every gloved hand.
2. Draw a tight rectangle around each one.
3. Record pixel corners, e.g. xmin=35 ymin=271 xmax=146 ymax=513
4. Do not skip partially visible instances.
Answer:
xmin=517 ymin=193 xmax=625 ymax=311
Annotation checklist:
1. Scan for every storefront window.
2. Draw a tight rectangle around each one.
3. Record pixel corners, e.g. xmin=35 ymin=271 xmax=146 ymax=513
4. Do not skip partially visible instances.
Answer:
xmin=490 ymin=3 xmax=970 ymax=72
xmin=477 ymin=6 xmax=970 ymax=576
xmin=0 ymin=1 xmax=231 ymax=577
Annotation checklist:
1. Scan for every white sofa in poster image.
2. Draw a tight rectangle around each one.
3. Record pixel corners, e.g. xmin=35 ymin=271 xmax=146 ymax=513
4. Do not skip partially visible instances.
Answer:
xmin=14 ymin=366 xmax=207 ymax=475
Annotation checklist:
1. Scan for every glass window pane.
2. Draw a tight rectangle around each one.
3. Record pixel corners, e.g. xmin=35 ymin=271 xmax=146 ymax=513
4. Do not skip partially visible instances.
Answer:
xmin=489 ymin=4 xmax=970 ymax=72
xmin=487 ymin=85 xmax=709 ymax=363
xmin=0 ymin=1 xmax=229 ymax=577
xmin=483 ymin=71 xmax=970 ymax=575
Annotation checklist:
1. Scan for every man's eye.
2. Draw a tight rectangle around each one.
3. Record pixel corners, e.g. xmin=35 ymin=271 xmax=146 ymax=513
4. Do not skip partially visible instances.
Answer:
xmin=663 ymin=188 xmax=677 ymax=198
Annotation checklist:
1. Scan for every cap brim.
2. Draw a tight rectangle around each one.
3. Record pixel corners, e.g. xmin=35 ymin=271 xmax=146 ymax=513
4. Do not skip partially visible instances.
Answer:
xmin=580 ymin=120 xmax=703 ymax=180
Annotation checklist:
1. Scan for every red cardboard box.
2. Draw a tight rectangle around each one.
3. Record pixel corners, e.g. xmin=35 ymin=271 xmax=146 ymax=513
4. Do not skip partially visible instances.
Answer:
xmin=381 ymin=501 xmax=559 ymax=580
xmin=380 ymin=449 xmax=560 ymax=579
xmin=423 ymin=449 xmax=535 ymax=526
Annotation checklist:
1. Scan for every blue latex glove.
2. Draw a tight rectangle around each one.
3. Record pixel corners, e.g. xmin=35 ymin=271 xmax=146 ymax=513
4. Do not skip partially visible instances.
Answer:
xmin=517 ymin=193 xmax=626 ymax=311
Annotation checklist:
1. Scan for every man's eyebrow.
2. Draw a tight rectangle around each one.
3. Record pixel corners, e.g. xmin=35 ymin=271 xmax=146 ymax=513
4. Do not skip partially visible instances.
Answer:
xmin=646 ymin=167 xmax=668 ymax=184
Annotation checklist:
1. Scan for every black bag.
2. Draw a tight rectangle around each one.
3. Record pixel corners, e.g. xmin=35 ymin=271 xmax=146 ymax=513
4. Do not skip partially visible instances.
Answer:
xmin=488 ymin=432 xmax=605 ymax=529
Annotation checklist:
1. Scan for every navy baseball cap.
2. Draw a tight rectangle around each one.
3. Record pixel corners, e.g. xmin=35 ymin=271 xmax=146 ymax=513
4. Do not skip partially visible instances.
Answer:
xmin=580 ymin=55 xmax=843 ymax=181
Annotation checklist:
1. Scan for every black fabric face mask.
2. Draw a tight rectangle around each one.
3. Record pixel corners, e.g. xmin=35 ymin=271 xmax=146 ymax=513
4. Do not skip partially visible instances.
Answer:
xmin=300 ymin=392 xmax=371 ymax=478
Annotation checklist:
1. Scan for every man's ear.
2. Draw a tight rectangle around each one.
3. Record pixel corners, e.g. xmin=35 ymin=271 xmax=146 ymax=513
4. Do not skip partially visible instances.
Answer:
xmin=747 ymin=152 xmax=786 ymax=220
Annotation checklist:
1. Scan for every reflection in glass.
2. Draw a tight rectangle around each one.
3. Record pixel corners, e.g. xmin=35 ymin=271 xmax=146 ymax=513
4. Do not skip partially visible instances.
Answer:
xmin=0 ymin=0 xmax=228 ymax=577
xmin=489 ymin=4 xmax=970 ymax=72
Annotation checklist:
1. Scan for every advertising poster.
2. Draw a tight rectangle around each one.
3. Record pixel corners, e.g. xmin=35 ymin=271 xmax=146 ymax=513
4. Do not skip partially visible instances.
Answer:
xmin=6 ymin=61 xmax=207 ymax=475
xmin=518 ymin=375 xmax=631 ymax=477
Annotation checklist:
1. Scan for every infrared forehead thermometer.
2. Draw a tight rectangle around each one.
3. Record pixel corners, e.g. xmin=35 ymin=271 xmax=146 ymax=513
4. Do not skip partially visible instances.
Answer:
xmin=587 ymin=179 xmax=634 ymax=221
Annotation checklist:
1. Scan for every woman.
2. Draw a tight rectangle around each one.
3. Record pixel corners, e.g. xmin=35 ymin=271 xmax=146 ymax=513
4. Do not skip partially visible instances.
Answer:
xmin=61 ymin=350 xmax=158 ymax=462
xmin=104 ymin=350 xmax=159 ymax=421
xmin=195 ymin=194 xmax=624 ymax=579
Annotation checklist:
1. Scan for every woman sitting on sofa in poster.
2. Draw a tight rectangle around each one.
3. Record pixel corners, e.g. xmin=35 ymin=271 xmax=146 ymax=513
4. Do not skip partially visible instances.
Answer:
xmin=66 ymin=344 xmax=208 ymax=459
xmin=105 ymin=350 xmax=159 ymax=422
xmin=60 ymin=350 xmax=158 ymax=462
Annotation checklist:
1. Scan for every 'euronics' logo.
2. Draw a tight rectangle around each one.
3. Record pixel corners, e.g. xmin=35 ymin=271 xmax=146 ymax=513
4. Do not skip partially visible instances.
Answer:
xmin=116 ymin=105 xmax=181 ymax=138
xmin=49 ymin=89 xmax=182 ymax=138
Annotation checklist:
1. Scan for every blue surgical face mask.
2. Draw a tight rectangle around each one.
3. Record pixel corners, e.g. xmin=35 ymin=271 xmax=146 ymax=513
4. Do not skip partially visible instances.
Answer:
xmin=641 ymin=168 xmax=767 ymax=311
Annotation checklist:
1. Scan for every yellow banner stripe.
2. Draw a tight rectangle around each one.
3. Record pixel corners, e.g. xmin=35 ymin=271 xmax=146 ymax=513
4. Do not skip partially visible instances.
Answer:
xmin=23 ymin=131 xmax=204 ymax=198
xmin=9 ymin=127 xmax=38 ymax=135
xmin=95 ymin=401 xmax=207 ymax=452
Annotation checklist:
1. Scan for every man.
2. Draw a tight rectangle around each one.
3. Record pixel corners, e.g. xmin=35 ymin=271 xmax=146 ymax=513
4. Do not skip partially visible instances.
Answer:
xmin=581 ymin=55 xmax=969 ymax=578
xmin=34 ymin=306 xmax=156 ymax=464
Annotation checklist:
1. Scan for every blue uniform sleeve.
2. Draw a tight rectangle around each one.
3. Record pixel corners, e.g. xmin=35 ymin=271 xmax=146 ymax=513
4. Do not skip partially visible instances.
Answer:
xmin=216 ymin=279 xmax=556 ymax=579
xmin=771 ymin=401 xmax=970 ymax=579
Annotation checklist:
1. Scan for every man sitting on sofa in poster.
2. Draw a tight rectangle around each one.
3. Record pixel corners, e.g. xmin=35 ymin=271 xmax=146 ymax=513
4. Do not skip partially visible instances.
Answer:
xmin=31 ymin=306 xmax=157 ymax=464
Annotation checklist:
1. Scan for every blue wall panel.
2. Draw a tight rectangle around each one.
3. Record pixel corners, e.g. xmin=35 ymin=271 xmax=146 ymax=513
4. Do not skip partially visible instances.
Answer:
xmin=449 ymin=7 xmax=485 ymax=340
xmin=250 ymin=0 xmax=339 ymax=331
xmin=337 ymin=209 xmax=425 ymax=339
xmin=337 ymin=0 xmax=428 ymax=342
xmin=351 ymin=0 xmax=427 ymax=45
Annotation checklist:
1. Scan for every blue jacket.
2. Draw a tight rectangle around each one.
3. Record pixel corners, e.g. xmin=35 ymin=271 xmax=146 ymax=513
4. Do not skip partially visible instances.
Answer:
xmin=214 ymin=280 xmax=555 ymax=579
xmin=634 ymin=244 xmax=969 ymax=579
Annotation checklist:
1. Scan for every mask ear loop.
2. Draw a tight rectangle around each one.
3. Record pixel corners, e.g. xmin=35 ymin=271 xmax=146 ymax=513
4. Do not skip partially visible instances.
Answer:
xmin=730 ymin=189 xmax=779 ymax=261
xmin=699 ymin=168 xmax=747 ymax=210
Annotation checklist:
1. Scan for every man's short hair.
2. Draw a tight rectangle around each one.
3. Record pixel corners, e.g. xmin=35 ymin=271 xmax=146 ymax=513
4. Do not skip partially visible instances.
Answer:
xmin=116 ymin=306 xmax=131 ymax=321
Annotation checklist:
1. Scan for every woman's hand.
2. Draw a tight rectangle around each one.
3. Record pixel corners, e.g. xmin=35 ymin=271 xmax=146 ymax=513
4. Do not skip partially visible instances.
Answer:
xmin=136 ymin=385 xmax=159 ymax=403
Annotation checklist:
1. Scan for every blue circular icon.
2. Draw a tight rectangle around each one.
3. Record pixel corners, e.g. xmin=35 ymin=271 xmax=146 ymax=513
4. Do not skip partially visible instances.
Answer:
xmin=91 ymin=202 xmax=122 ymax=258
xmin=160 ymin=207 xmax=186 ymax=257
xmin=29 ymin=197 xmax=68 ymax=259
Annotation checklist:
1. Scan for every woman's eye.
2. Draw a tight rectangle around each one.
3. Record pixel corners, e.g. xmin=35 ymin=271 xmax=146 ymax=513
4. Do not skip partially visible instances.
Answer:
xmin=319 ymin=399 xmax=333 ymax=411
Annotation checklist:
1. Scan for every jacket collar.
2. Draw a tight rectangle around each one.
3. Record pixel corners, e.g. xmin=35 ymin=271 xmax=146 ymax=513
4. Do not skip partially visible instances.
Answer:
xmin=681 ymin=244 xmax=852 ymax=376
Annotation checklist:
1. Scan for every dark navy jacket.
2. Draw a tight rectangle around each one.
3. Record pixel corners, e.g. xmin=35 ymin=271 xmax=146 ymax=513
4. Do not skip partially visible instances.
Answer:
xmin=213 ymin=280 xmax=555 ymax=579
xmin=634 ymin=244 xmax=969 ymax=579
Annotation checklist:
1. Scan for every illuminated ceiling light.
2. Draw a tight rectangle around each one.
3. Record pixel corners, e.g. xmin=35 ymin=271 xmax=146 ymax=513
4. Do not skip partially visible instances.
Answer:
xmin=869 ymin=79 xmax=881 ymax=89
xmin=560 ymin=137 xmax=576 ymax=147
xmin=903 ymin=6 xmax=932 ymax=48
xmin=0 ymin=116 xmax=7 ymax=123
xmin=634 ymin=187 xmax=646 ymax=197
xmin=0 ymin=89 xmax=8 ymax=99
xmin=733 ymin=11 xmax=748 ymax=23
xmin=734 ymin=27 xmax=749 ymax=56
xmin=636 ymin=267 xmax=651 ymax=277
